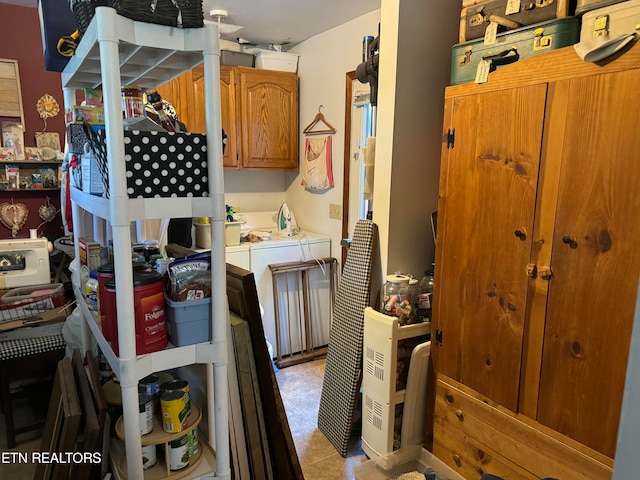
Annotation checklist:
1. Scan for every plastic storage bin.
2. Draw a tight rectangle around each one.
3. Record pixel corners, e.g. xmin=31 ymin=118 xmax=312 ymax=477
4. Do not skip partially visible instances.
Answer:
xmin=353 ymin=445 xmax=465 ymax=480
xmin=165 ymin=297 xmax=211 ymax=346
xmin=254 ymin=51 xmax=300 ymax=73
xmin=221 ymin=50 xmax=254 ymax=66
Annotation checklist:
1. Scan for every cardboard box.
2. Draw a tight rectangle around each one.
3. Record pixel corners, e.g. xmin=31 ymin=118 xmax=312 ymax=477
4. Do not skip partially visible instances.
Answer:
xmin=81 ymin=152 xmax=105 ymax=196
xmin=353 ymin=445 xmax=465 ymax=480
xmin=78 ymin=237 xmax=102 ymax=272
xmin=5 ymin=165 xmax=19 ymax=190
xmin=65 ymin=105 xmax=105 ymax=125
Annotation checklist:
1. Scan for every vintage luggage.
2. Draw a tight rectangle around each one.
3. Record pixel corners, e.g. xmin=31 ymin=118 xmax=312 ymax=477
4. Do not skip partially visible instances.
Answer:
xmin=574 ymin=0 xmax=640 ymax=61
xmin=576 ymin=0 xmax=629 ymax=15
xmin=451 ymin=17 xmax=581 ymax=85
xmin=460 ymin=0 xmax=575 ymax=42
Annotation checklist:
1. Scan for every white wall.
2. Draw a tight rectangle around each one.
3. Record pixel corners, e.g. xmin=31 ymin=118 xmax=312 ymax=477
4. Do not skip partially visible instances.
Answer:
xmin=288 ymin=10 xmax=382 ymax=263
xmin=224 ymin=170 xmax=286 ymax=213
xmin=374 ymin=0 xmax=459 ymax=280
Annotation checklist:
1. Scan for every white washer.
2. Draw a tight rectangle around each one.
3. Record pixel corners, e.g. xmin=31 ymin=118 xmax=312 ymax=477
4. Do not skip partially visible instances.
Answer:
xmin=225 ymin=244 xmax=250 ymax=270
xmin=239 ymin=212 xmax=332 ymax=358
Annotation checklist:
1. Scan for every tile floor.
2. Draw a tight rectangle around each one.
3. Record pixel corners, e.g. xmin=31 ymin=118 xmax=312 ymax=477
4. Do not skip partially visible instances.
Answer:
xmin=274 ymin=358 xmax=369 ymax=480
xmin=0 ymin=393 xmax=43 ymax=480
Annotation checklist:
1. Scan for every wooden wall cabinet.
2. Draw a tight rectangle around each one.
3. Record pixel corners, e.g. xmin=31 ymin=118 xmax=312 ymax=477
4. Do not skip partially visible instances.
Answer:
xmin=432 ymin=43 xmax=640 ymax=480
xmin=156 ymin=65 xmax=298 ymax=170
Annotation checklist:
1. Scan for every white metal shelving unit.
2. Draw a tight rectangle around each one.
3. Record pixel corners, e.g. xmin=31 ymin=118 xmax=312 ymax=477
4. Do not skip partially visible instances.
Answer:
xmin=61 ymin=7 xmax=229 ymax=480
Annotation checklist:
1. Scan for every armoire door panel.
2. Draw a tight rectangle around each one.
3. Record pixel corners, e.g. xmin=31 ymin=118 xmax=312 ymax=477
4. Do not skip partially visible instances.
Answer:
xmin=538 ymin=69 xmax=640 ymax=458
xmin=436 ymin=85 xmax=547 ymax=412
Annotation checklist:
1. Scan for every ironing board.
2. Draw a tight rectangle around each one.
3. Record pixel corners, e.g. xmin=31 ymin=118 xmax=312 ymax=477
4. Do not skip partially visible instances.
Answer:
xmin=317 ymin=219 xmax=377 ymax=457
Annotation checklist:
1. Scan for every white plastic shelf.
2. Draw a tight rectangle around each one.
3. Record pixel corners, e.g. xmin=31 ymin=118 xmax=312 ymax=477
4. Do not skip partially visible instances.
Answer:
xmin=361 ymin=307 xmax=431 ymax=459
xmin=64 ymin=6 xmax=229 ymax=480
xmin=62 ymin=7 xmax=209 ymax=90
xmin=71 ymin=188 xmax=218 ymax=222
xmin=73 ymin=285 xmax=220 ymax=381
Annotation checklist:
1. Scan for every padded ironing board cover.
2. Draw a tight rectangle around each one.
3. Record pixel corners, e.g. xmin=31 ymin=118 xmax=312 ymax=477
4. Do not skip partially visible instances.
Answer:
xmin=317 ymin=219 xmax=377 ymax=456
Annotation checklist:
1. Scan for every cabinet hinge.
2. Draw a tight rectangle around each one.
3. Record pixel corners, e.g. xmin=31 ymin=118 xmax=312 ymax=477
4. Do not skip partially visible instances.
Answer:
xmin=435 ymin=329 xmax=443 ymax=346
xmin=446 ymin=128 xmax=455 ymax=149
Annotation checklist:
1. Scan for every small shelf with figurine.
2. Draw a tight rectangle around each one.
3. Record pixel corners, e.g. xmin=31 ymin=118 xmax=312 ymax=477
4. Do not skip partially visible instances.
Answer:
xmin=0 ymin=162 xmax=62 ymax=191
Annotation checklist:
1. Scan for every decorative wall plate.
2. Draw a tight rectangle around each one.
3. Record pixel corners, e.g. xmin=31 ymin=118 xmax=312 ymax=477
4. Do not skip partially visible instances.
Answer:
xmin=0 ymin=201 xmax=28 ymax=237
xmin=38 ymin=198 xmax=58 ymax=223
xmin=36 ymin=93 xmax=60 ymax=119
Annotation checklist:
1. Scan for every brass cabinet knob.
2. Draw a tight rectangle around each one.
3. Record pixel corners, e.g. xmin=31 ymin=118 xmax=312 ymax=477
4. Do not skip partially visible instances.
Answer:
xmin=453 ymin=454 xmax=462 ymax=467
xmin=526 ymin=263 xmax=538 ymax=278
xmin=455 ymin=409 xmax=464 ymax=421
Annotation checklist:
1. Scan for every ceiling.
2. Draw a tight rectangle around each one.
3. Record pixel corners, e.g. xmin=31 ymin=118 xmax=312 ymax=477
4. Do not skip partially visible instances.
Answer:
xmin=5 ymin=0 xmax=380 ymax=47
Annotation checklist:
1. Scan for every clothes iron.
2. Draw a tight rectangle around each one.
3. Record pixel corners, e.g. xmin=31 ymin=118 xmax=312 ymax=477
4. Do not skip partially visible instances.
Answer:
xmin=277 ymin=202 xmax=293 ymax=237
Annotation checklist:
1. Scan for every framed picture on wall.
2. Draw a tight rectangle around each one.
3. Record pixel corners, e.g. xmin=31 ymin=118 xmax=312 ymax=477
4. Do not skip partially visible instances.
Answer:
xmin=2 ymin=121 xmax=25 ymax=161
xmin=35 ymin=131 xmax=61 ymax=152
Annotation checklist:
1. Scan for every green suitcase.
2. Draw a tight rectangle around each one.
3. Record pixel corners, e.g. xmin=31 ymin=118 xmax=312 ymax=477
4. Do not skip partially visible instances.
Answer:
xmin=450 ymin=17 xmax=581 ymax=85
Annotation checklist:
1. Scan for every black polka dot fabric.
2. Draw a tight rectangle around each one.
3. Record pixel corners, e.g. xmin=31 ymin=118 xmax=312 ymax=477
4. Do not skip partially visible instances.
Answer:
xmin=124 ymin=130 xmax=208 ymax=198
xmin=91 ymin=129 xmax=209 ymax=198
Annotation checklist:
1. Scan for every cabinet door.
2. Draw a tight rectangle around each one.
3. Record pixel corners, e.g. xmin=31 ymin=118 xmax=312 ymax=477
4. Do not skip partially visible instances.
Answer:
xmin=237 ymin=68 xmax=298 ymax=169
xmin=537 ymin=70 xmax=640 ymax=458
xmin=155 ymin=69 xmax=195 ymax=130
xmin=218 ymin=66 xmax=238 ymax=168
xmin=435 ymin=85 xmax=547 ymax=412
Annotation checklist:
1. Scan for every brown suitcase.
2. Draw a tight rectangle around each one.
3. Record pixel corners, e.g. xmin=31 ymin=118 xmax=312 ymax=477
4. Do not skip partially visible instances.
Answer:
xmin=575 ymin=0 xmax=629 ymax=15
xmin=460 ymin=0 xmax=575 ymax=42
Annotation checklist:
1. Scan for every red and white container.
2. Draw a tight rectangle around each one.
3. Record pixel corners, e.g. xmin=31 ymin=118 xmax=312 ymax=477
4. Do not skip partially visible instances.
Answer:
xmin=103 ymin=271 xmax=167 ymax=356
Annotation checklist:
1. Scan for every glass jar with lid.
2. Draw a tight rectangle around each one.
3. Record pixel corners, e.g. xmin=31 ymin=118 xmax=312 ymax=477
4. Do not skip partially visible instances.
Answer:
xmin=381 ymin=274 xmax=416 ymax=325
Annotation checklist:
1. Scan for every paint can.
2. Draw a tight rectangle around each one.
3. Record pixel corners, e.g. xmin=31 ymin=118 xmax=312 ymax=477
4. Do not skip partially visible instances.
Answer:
xmin=138 ymin=393 xmax=154 ymax=436
xmin=160 ymin=390 xmax=187 ymax=433
xmin=141 ymin=444 xmax=156 ymax=470
xmin=168 ymin=434 xmax=189 ymax=470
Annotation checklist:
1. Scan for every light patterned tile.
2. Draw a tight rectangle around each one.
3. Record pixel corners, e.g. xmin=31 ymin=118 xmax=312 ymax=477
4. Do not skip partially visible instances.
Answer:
xmin=277 ymin=358 xmax=369 ymax=479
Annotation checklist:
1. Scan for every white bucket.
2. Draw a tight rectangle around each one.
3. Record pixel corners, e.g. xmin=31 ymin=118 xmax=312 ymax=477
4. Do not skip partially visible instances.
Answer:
xmin=194 ymin=221 xmax=242 ymax=248
xmin=225 ymin=222 xmax=242 ymax=246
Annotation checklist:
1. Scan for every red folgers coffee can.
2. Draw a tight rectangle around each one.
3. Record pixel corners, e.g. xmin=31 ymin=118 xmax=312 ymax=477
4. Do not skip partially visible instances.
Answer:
xmin=103 ymin=271 xmax=167 ymax=356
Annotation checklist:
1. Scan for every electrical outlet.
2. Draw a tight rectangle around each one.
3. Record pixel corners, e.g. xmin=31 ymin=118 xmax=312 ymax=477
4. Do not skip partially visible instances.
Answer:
xmin=329 ymin=203 xmax=342 ymax=220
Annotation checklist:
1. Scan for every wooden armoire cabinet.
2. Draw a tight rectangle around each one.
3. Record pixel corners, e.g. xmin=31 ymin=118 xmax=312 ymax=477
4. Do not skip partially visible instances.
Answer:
xmin=156 ymin=65 xmax=298 ymax=170
xmin=432 ymin=42 xmax=640 ymax=480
